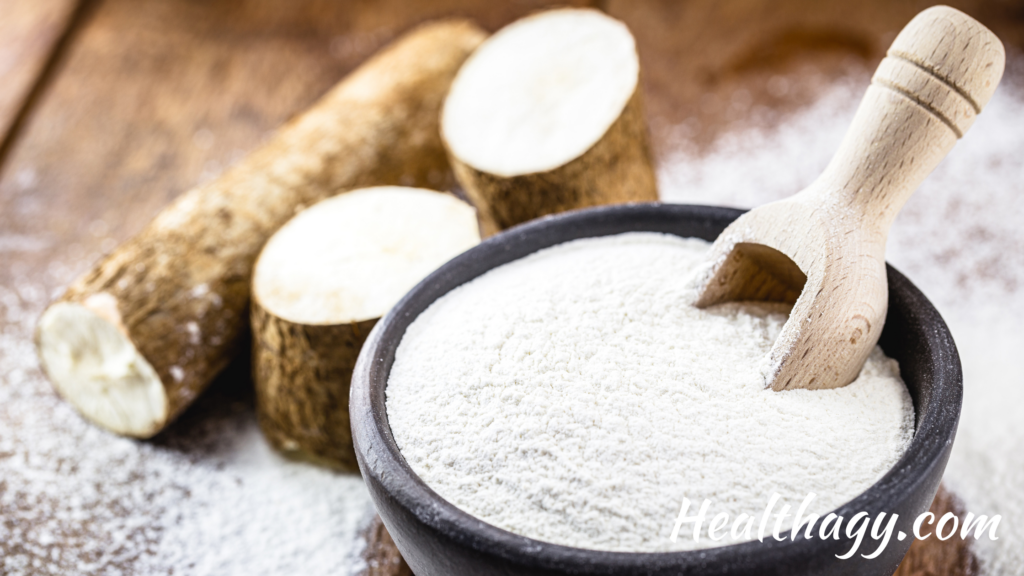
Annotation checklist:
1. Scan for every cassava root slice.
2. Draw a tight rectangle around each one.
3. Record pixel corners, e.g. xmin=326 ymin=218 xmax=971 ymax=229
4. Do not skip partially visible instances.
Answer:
xmin=442 ymin=8 xmax=658 ymax=234
xmin=35 ymin=20 xmax=487 ymax=438
xmin=251 ymin=187 xmax=480 ymax=469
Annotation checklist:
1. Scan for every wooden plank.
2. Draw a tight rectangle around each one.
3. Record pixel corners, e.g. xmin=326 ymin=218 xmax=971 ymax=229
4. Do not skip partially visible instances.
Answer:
xmin=608 ymin=0 xmax=1024 ymax=154
xmin=0 ymin=0 xmax=595 ymax=296
xmin=0 ymin=0 xmax=80 ymax=150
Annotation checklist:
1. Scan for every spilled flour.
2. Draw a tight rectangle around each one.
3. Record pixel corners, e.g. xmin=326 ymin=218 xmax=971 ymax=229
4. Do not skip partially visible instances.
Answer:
xmin=0 ymin=280 xmax=375 ymax=575
xmin=387 ymin=233 xmax=914 ymax=552
xmin=659 ymin=59 xmax=1024 ymax=573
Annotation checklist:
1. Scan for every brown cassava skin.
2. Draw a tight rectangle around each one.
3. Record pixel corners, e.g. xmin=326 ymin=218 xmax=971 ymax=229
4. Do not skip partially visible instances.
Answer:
xmin=448 ymin=88 xmax=658 ymax=234
xmin=36 ymin=20 xmax=487 ymax=438
xmin=250 ymin=299 xmax=376 ymax=470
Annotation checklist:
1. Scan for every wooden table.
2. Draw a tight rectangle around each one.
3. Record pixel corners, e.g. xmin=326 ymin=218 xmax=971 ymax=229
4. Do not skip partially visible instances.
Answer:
xmin=2 ymin=0 xmax=1021 ymax=573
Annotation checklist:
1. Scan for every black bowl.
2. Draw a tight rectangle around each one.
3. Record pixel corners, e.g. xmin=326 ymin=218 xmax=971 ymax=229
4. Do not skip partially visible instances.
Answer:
xmin=351 ymin=203 xmax=962 ymax=576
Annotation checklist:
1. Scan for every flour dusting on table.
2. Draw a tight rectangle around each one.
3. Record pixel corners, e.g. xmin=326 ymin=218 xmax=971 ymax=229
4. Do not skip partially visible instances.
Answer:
xmin=0 ymin=277 xmax=374 ymax=575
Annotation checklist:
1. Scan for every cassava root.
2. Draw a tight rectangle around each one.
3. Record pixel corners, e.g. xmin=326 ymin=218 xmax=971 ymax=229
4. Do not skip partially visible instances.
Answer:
xmin=442 ymin=8 xmax=658 ymax=234
xmin=35 ymin=20 xmax=487 ymax=438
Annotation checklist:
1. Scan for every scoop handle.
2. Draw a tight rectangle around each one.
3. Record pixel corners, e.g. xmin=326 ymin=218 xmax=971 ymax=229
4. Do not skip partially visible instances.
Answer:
xmin=812 ymin=6 xmax=1004 ymax=230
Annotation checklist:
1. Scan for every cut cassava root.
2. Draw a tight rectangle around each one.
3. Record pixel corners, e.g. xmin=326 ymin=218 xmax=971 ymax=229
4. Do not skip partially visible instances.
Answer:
xmin=442 ymin=8 xmax=658 ymax=233
xmin=252 ymin=187 xmax=480 ymax=469
xmin=35 ymin=20 xmax=487 ymax=438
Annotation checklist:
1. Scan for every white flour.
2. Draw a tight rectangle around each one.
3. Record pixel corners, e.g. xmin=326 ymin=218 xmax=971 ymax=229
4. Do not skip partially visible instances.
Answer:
xmin=658 ymin=57 xmax=1024 ymax=572
xmin=0 ymin=277 xmax=375 ymax=575
xmin=386 ymin=232 xmax=914 ymax=552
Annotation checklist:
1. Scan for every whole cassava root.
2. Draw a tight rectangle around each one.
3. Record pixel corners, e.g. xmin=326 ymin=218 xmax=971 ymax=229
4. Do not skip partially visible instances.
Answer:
xmin=35 ymin=20 xmax=487 ymax=438
xmin=251 ymin=187 xmax=480 ymax=469
xmin=442 ymin=8 xmax=658 ymax=234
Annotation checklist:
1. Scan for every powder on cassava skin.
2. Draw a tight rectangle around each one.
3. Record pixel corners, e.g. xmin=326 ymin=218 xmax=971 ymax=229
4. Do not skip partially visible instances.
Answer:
xmin=386 ymin=232 xmax=915 ymax=552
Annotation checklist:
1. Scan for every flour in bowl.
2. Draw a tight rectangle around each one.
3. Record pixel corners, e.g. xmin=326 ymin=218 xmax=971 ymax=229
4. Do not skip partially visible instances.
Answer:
xmin=386 ymin=232 xmax=914 ymax=552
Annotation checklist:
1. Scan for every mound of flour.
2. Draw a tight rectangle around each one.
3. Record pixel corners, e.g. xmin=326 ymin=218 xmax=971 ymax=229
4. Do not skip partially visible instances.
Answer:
xmin=386 ymin=232 xmax=914 ymax=552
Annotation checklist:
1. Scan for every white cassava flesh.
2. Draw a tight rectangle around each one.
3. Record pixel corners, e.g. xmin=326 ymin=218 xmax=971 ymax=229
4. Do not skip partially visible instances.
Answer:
xmin=250 ymin=187 xmax=480 ymax=468
xmin=35 ymin=21 xmax=486 ymax=438
xmin=443 ymin=9 xmax=638 ymax=176
xmin=253 ymin=187 xmax=480 ymax=324
xmin=38 ymin=298 xmax=166 ymax=437
xmin=441 ymin=8 xmax=657 ymax=233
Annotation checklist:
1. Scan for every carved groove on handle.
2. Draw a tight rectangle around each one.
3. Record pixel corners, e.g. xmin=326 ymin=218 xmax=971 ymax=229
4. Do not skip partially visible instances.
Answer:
xmin=871 ymin=76 xmax=964 ymax=138
xmin=889 ymin=49 xmax=981 ymax=112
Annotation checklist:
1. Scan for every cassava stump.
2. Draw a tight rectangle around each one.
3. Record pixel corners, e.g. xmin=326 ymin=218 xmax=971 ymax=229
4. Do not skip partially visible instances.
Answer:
xmin=251 ymin=187 xmax=480 ymax=468
xmin=34 ymin=20 xmax=487 ymax=438
xmin=441 ymin=8 xmax=658 ymax=234
xmin=250 ymin=308 xmax=377 ymax=470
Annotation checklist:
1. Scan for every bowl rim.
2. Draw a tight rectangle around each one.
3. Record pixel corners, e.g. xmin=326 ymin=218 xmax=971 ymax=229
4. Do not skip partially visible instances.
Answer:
xmin=351 ymin=202 xmax=963 ymax=571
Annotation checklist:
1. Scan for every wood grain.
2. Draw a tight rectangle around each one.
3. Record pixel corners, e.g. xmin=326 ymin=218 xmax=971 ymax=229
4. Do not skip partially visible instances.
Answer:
xmin=0 ymin=0 xmax=80 ymax=149
xmin=607 ymin=0 xmax=1024 ymax=154
xmin=0 ymin=0 xmax=596 ymax=301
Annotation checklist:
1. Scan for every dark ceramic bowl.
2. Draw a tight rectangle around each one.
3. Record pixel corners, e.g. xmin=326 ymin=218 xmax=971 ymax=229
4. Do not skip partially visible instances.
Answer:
xmin=350 ymin=203 xmax=962 ymax=576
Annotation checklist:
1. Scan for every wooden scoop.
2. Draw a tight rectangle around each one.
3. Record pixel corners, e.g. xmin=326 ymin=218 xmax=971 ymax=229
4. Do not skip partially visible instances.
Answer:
xmin=693 ymin=6 xmax=1005 ymax=391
